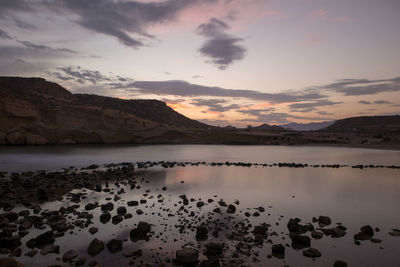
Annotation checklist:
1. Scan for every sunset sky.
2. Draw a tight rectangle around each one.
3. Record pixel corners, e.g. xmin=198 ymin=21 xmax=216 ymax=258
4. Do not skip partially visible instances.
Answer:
xmin=0 ymin=0 xmax=399 ymax=126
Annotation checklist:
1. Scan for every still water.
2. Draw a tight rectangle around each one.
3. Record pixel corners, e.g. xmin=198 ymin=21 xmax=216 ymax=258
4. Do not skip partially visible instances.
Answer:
xmin=0 ymin=145 xmax=399 ymax=266
xmin=0 ymin=144 xmax=399 ymax=172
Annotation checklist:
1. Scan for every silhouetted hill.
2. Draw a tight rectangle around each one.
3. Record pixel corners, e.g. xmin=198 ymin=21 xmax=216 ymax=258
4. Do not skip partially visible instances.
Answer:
xmin=324 ymin=115 xmax=400 ymax=133
xmin=281 ymin=121 xmax=335 ymax=131
xmin=253 ymin=123 xmax=286 ymax=131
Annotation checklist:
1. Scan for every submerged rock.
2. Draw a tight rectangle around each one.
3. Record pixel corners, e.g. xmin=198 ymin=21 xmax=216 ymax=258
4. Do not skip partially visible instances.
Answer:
xmin=271 ymin=244 xmax=285 ymax=259
xmin=106 ymin=239 xmax=122 ymax=253
xmin=130 ymin=222 xmax=152 ymax=242
xmin=63 ymin=250 xmax=78 ymax=262
xmin=302 ymin=248 xmax=321 ymax=258
xmin=318 ymin=216 xmax=332 ymax=227
xmin=175 ymin=248 xmax=199 ymax=265
xmin=87 ymin=238 xmax=104 ymax=256
xmin=196 ymin=226 xmax=208 ymax=241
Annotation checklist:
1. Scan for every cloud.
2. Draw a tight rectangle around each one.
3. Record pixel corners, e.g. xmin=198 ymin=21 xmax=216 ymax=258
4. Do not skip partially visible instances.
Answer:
xmin=288 ymin=100 xmax=342 ymax=112
xmin=359 ymin=100 xmax=371 ymax=105
xmin=306 ymin=33 xmax=324 ymax=45
xmin=126 ymin=80 xmax=326 ymax=103
xmin=308 ymin=76 xmax=400 ymax=96
xmin=0 ymin=28 xmax=12 ymax=39
xmin=16 ymin=40 xmax=77 ymax=54
xmin=196 ymin=18 xmax=246 ymax=69
xmin=191 ymin=98 xmax=240 ymax=112
xmin=238 ymin=109 xmax=330 ymax=124
xmin=373 ymin=100 xmax=391 ymax=104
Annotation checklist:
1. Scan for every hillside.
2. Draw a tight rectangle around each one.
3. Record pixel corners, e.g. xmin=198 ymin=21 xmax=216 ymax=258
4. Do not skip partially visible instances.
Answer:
xmin=253 ymin=123 xmax=286 ymax=131
xmin=324 ymin=115 xmax=400 ymax=133
xmin=281 ymin=121 xmax=335 ymax=131
xmin=0 ymin=77 xmax=209 ymax=144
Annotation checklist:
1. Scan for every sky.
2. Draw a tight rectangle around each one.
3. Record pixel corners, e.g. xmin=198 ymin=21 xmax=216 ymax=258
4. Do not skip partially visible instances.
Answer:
xmin=0 ymin=0 xmax=399 ymax=127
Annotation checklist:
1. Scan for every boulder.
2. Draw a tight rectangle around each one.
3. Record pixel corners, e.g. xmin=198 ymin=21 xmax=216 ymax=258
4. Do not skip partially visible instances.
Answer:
xmin=87 ymin=238 xmax=104 ymax=256
xmin=175 ymin=248 xmax=199 ymax=265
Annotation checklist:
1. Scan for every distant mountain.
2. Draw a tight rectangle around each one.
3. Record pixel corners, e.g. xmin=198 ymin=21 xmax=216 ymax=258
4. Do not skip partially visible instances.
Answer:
xmin=253 ymin=123 xmax=286 ymax=131
xmin=0 ymin=77 xmax=209 ymax=144
xmin=281 ymin=121 xmax=335 ymax=131
xmin=324 ymin=115 xmax=400 ymax=133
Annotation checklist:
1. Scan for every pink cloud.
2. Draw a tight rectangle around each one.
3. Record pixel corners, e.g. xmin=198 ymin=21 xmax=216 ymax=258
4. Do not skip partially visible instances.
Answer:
xmin=306 ymin=33 xmax=324 ymax=44
xmin=309 ymin=9 xmax=327 ymax=19
xmin=332 ymin=16 xmax=351 ymax=22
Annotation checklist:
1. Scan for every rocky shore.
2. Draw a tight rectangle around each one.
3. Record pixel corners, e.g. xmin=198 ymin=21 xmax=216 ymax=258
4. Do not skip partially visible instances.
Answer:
xmin=0 ymin=162 xmax=399 ymax=266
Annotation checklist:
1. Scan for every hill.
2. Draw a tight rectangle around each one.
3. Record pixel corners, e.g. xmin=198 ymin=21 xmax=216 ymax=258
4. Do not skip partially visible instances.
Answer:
xmin=252 ymin=123 xmax=286 ymax=131
xmin=324 ymin=115 xmax=400 ymax=133
xmin=281 ymin=121 xmax=335 ymax=131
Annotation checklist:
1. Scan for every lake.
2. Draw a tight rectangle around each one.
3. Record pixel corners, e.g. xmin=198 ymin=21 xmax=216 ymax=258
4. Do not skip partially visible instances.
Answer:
xmin=0 ymin=145 xmax=399 ymax=266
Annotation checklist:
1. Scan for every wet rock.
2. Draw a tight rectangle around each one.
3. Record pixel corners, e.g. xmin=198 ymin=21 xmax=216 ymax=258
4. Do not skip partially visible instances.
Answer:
xmin=311 ymin=231 xmax=323 ymax=239
xmin=136 ymin=209 xmax=143 ymax=215
xmin=331 ymin=227 xmax=346 ymax=238
xmin=87 ymin=238 xmax=104 ymax=256
xmin=130 ymin=222 xmax=152 ymax=242
xmin=389 ymin=229 xmax=400 ymax=236
xmin=162 ymin=186 xmax=167 ymax=191
xmin=0 ymin=235 xmax=21 ymax=249
xmin=196 ymin=226 xmax=208 ymax=241
xmin=127 ymin=201 xmax=138 ymax=207
xmin=100 ymin=202 xmax=114 ymax=212
xmin=271 ymin=244 xmax=285 ymax=259
xmin=63 ymin=250 xmax=78 ymax=262
xmin=124 ymin=213 xmax=132 ymax=219
xmin=318 ymin=216 xmax=331 ymax=227
xmin=175 ymin=248 xmax=199 ymax=265
xmin=197 ymin=201 xmax=205 ymax=208
xmin=40 ymin=244 xmax=59 ymax=255
xmin=106 ymin=239 xmax=122 ymax=253
xmin=35 ymin=231 xmax=55 ymax=247
xmin=205 ymin=243 xmax=223 ymax=257
xmin=74 ymin=256 xmax=86 ymax=266
xmin=370 ymin=238 xmax=382 ymax=243
xmin=85 ymin=203 xmax=96 ymax=211
xmin=302 ymin=248 xmax=321 ymax=258
xmin=227 ymin=205 xmax=236 ymax=214
xmin=112 ymin=215 xmax=123 ymax=224
xmin=89 ymin=227 xmax=98 ymax=235
xmin=99 ymin=212 xmax=111 ymax=224
xmin=0 ymin=257 xmax=24 ymax=266
xmin=287 ymin=218 xmax=308 ymax=234
xmin=0 ymin=213 xmax=18 ymax=223
xmin=334 ymin=260 xmax=348 ymax=267
xmin=10 ymin=248 xmax=21 ymax=257
xmin=117 ymin=207 xmax=127 ymax=216
xmin=24 ymin=249 xmax=37 ymax=257
xmin=290 ymin=234 xmax=311 ymax=250
xmin=360 ymin=225 xmax=374 ymax=237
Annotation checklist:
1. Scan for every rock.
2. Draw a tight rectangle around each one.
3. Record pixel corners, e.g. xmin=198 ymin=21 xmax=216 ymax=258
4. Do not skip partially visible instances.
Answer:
xmin=227 ymin=205 xmax=236 ymax=214
xmin=334 ymin=260 xmax=348 ymax=267
xmin=89 ymin=227 xmax=98 ymax=235
xmin=127 ymin=201 xmax=138 ymax=207
xmin=130 ymin=222 xmax=152 ymax=242
xmin=35 ymin=231 xmax=55 ymax=247
xmin=0 ymin=212 xmax=18 ymax=222
xmin=63 ymin=250 xmax=78 ymax=262
xmin=99 ymin=212 xmax=111 ymax=224
xmin=303 ymin=248 xmax=321 ymax=258
xmin=85 ymin=203 xmax=96 ymax=211
xmin=87 ymin=238 xmax=104 ymax=256
xmin=175 ymin=248 xmax=199 ymax=265
xmin=360 ymin=225 xmax=374 ymax=237
xmin=197 ymin=201 xmax=205 ymax=208
xmin=271 ymin=244 xmax=285 ymax=259
xmin=40 ymin=244 xmax=59 ymax=255
xmin=6 ymin=132 xmax=26 ymax=145
xmin=0 ymin=257 xmax=24 ymax=267
xmin=287 ymin=218 xmax=308 ymax=234
xmin=124 ymin=213 xmax=132 ymax=219
xmin=74 ymin=256 xmax=86 ymax=266
xmin=106 ymin=239 xmax=122 ymax=253
xmin=331 ymin=227 xmax=346 ymax=238
xmin=136 ymin=209 xmax=143 ymax=215
xmin=318 ymin=216 xmax=332 ymax=227
xmin=311 ymin=231 xmax=323 ymax=239
xmin=389 ymin=229 xmax=400 ymax=236
xmin=354 ymin=232 xmax=371 ymax=241
xmin=205 ymin=243 xmax=223 ymax=257
xmin=101 ymin=202 xmax=114 ymax=212
xmin=290 ymin=234 xmax=311 ymax=250
xmin=196 ymin=226 xmax=208 ymax=241
xmin=161 ymin=186 xmax=167 ymax=191
xmin=124 ymin=249 xmax=142 ymax=258
xmin=112 ymin=215 xmax=123 ymax=224
xmin=24 ymin=249 xmax=37 ymax=257
xmin=117 ymin=207 xmax=127 ymax=216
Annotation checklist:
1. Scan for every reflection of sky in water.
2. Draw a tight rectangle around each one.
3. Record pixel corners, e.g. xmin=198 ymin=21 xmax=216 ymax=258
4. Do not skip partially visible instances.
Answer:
xmin=12 ymin=165 xmax=400 ymax=267
xmin=1 ymin=145 xmax=400 ymax=172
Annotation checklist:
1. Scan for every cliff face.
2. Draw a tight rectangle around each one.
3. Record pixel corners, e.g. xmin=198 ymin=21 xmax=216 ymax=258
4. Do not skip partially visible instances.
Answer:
xmin=0 ymin=77 xmax=208 ymax=144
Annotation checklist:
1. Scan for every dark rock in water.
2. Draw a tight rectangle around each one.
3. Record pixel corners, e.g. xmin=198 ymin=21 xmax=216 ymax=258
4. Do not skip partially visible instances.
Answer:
xmin=35 ymin=231 xmax=55 ymax=247
xmin=117 ymin=206 xmax=127 ymax=216
xmin=40 ymin=244 xmax=59 ymax=255
xmin=24 ymin=249 xmax=37 ymax=257
xmin=63 ymin=250 xmax=78 ymax=262
xmin=302 ymin=248 xmax=321 ymax=258
xmin=311 ymin=231 xmax=323 ymax=239
xmin=389 ymin=229 xmax=400 ymax=236
xmin=124 ymin=248 xmax=142 ymax=258
xmin=0 ymin=235 xmax=21 ymax=249
xmin=175 ymin=248 xmax=199 ymax=265
xmin=100 ymin=212 xmax=111 ymax=224
xmin=101 ymin=202 xmax=114 ymax=212
xmin=271 ymin=244 xmax=285 ymax=259
xmin=162 ymin=186 xmax=167 ymax=191
xmin=227 ymin=204 xmax=236 ymax=214
xmin=26 ymin=238 xmax=36 ymax=249
xmin=89 ymin=227 xmax=98 ymax=235
xmin=360 ymin=225 xmax=374 ymax=237
xmin=74 ymin=256 xmax=86 ymax=266
xmin=0 ymin=257 xmax=24 ymax=267
xmin=287 ymin=218 xmax=309 ymax=234
xmin=354 ymin=232 xmax=371 ymax=241
xmin=290 ymin=234 xmax=311 ymax=250
xmin=130 ymin=222 xmax=152 ymax=242
xmin=334 ymin=260 xmax=348 ymax=267
xmin=318 ymin=216 xmax=331 ymax=227
xmin=136 ymin=209 xmax=143 ymax=215
xmin=258 ymin=207 xmax=265 ymax=212
xmin=87 ymin=238 xmax=104 ymax=256
xmin=107 ymin=239 xmax=122 ymax=253
xmin=124 ymin=213 xmax=133 ymax=219
xmin=0 ymin=212 xmax=18 ymax=222
xmin=331 ymin=227 xmax=346 ymax=238
xmin=127 ymin=201 xmax=138 ymax=207
xmin=370 ymin=238 xmax=382 ymax=243
xmin=197 ymin=201 xmax=205 ymax=208
xmin=112 ymin=215 xmax=123 ymax=224
xmin=85 ymin=203 xmax=96 ymax=211
xmin=196 ymin=226 xmax=208 ymax=241
xmin=205 ymin=243 xmax=223 ymax=257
